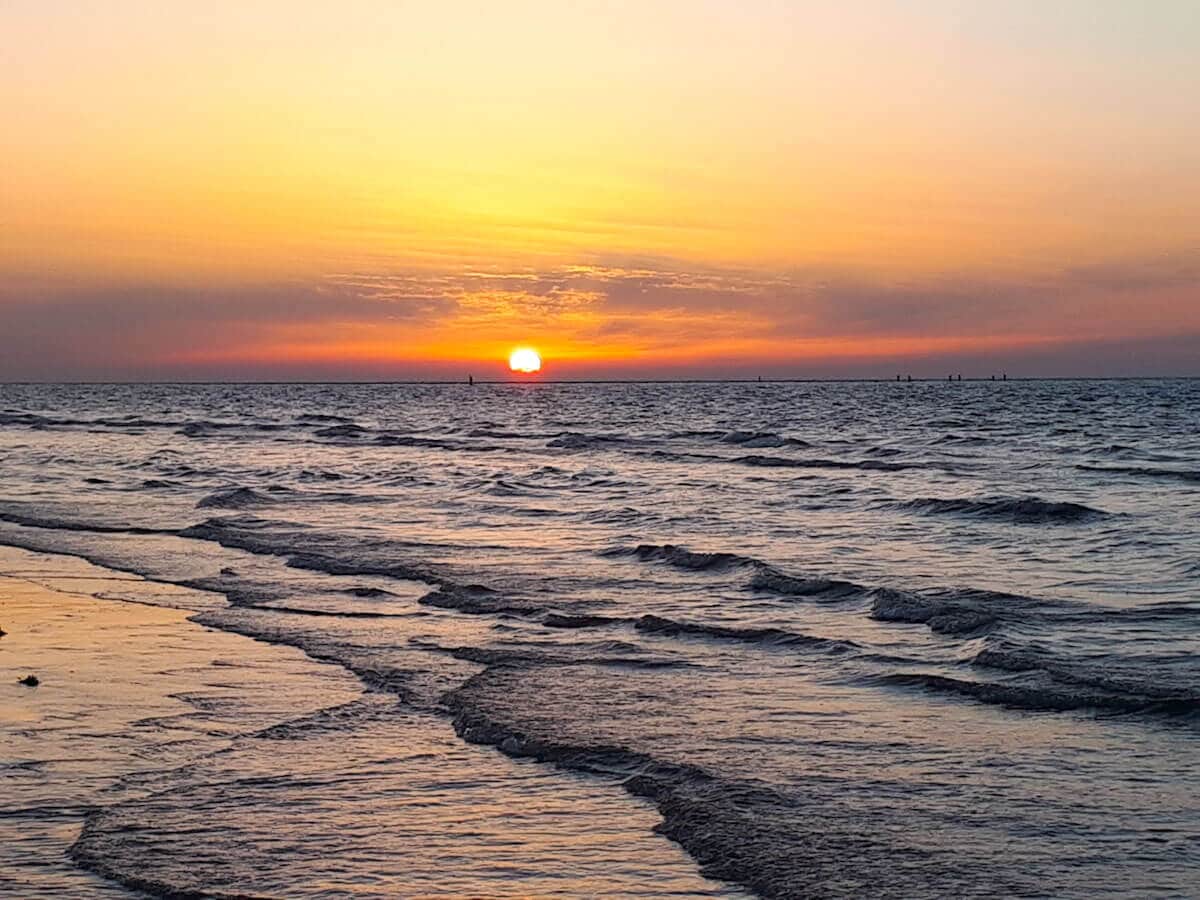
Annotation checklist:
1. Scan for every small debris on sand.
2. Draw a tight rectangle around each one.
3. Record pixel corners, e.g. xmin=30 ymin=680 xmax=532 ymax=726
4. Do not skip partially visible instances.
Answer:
xmin=19 ymin=674 xmax=40 ymax=687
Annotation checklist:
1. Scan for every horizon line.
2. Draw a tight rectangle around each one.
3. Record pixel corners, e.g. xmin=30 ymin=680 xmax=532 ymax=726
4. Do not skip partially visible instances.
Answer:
xmin=2 ymin=375 xmax=1196 ymax=387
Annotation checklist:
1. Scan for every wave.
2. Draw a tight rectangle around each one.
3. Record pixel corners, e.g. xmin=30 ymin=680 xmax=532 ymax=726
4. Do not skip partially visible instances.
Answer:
xmin=718 ymin=430 xmax=810 ymax=449
xmin=882 ymin=671 xmax=1199 ymax=716
xmin=869 ymin=587 xmax=1024 ymax=635
xmin=310 ymin=432 xmax=494 ymax=454
xmin=1076 ymin=464 xmax=1200 ymax=484
xmin=345 ymin=585 xmax=394 ymax=598
xmin=467 ymin=427 xmax=539 ymax=439
xmin=1 ymin=411 xmax=294 ymax=436
xmin=580 ymin=506 xmax=649 ymax=525
xmin=446 ymin=686 xmax=776 ymax=896
xmin=667 ymin=429 xmax=811 ymax=449
xmin=634 ymin=448 xmax=729 ymax=465
xmin=547 ymin=432 xmax=641 ymax=450
xmin=420 ymin=641 xmax=684 ymax=670
xmin=286 ymin=550 xmax=438 ymax=584
xmin=418 ymin=584 xmax=544 ymax=616
xmin=542 ymin=613 xmax=625 ymax=628
xmin=1114 ymin=600 xmax=1200 ymax=621
xmin=309 ymin=424 xmax=477 ymax=451
xmin=933 ymin=433 xmax=991 ymax=446
xmin=178 ymin=517 xmax=446 ymax=585
xmin=374 ymin=434 xmax=464 ymax=449
xmin=248 ymin=696 xmax=387 ymax=743
xmin=294 ymin=413 xmax=356 ymax=424
xmin=195 ymin=486 xmax=380 ymax=510
xmin=608 ymin=543 xmax=1029 ymax=634
xmin=482 ymin=478 xmax=555 ymax=498
xmin=176 ymin=420 xmax=290 ymax=438
xmin=69 ymin=834 xmax=256 ymax=900
xmin=748 ymin=566 xmax=866 ymax=599
xmin=235 ymin=603 xmax=409 ymax=619
xmin=608 ymin=541 xmax=872 ymax=603
xmin=895 ymin=495 xmax=1109 ymax=524
xmin=0 ymin=508 xmax=174 ymax=536
xmin=445 ymin=668 xmax=1011 ymax=899
xmin=196 ymin=486 xmax=277 ymax=509
xmin=604 ymin=543 xmax=759 ymax=571
xmin=0 ymin=411 xmax=180 ymax=430
xmin=971 ymin=641 xmax=1198 ymax=702
xmin=298 ymin=469 xmax=345 ymax=482
xmin=313 ymin=423 xmax=368 ymax=438
xmin=634 ymin=614 xmax=857 ymax=653
xmin=0 ymin=412 xmax=60 ymax=427
xmin=1091 ymin=444 xmax=1189 ymax=463
xmin=734 ymin=454 xmax=915 ymax=472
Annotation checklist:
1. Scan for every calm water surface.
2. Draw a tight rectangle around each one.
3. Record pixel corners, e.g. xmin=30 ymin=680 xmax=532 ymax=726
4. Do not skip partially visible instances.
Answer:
xmin=1 ymin=380 xmax=1197 ymax=897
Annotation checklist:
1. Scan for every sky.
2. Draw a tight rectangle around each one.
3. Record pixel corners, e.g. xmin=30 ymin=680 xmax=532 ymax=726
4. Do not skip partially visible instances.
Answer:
xmin=2 ymin=0 xmax=1198 ymax=380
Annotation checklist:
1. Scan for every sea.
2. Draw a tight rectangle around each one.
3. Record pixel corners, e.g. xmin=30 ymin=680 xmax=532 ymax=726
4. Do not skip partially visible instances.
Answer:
xmin=1 ymin=379 xmax=1198 ymax=898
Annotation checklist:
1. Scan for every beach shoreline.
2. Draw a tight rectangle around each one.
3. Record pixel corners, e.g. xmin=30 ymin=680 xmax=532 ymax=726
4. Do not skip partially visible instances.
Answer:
xmin=0 ymin=544 xmax=745 ymax=898
xmin=0 ymin=545 xmax=365 ymax=897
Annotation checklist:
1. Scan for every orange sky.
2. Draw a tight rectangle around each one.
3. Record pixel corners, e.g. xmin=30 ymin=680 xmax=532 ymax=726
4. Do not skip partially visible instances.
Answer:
xmin=2 ymin=1 xmax=1197 ymax=379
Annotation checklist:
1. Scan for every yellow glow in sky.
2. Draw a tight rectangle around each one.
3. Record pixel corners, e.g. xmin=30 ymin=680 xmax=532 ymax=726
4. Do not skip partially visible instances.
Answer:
xmin=2 ymin=1 xmax=1198 ymax=378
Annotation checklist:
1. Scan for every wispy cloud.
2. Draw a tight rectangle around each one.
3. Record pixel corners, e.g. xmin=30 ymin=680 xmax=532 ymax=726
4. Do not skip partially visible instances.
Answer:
xmin=2 ymin=250 xmax=1196 ymax=379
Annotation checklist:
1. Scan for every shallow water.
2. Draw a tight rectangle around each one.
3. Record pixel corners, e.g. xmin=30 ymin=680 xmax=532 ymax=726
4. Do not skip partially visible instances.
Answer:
xmin=0 ymin=380 xmax=1197 ymax=897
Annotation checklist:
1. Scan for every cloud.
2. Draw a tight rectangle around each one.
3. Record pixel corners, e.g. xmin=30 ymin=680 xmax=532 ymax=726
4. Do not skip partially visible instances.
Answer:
xmin=1 ymin=249 xmax=1196 ymax=379
xmin=1059 ymin=252 xmax=1200 ymax=294
xmin=0 ymin=277 xmax=454 ymax=379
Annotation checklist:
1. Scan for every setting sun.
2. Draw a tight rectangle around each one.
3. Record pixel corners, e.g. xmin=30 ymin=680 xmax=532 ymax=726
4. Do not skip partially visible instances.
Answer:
xmin=508 ymin=347 xmax=542 ymax=374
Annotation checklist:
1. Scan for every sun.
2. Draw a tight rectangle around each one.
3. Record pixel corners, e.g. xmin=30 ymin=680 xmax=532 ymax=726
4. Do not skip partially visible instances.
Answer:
xmin=508 ymin=347 xmax=542 ymax=374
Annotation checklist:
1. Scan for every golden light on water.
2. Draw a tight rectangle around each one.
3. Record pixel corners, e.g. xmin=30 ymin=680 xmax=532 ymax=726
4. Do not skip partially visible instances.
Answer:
xmin=508 ymin=348 xmax=542 ymax=374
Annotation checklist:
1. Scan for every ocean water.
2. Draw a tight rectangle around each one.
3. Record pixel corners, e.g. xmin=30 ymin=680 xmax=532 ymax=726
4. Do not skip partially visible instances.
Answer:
xmin=1 ymin=379 xmax=1198 ymax=898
